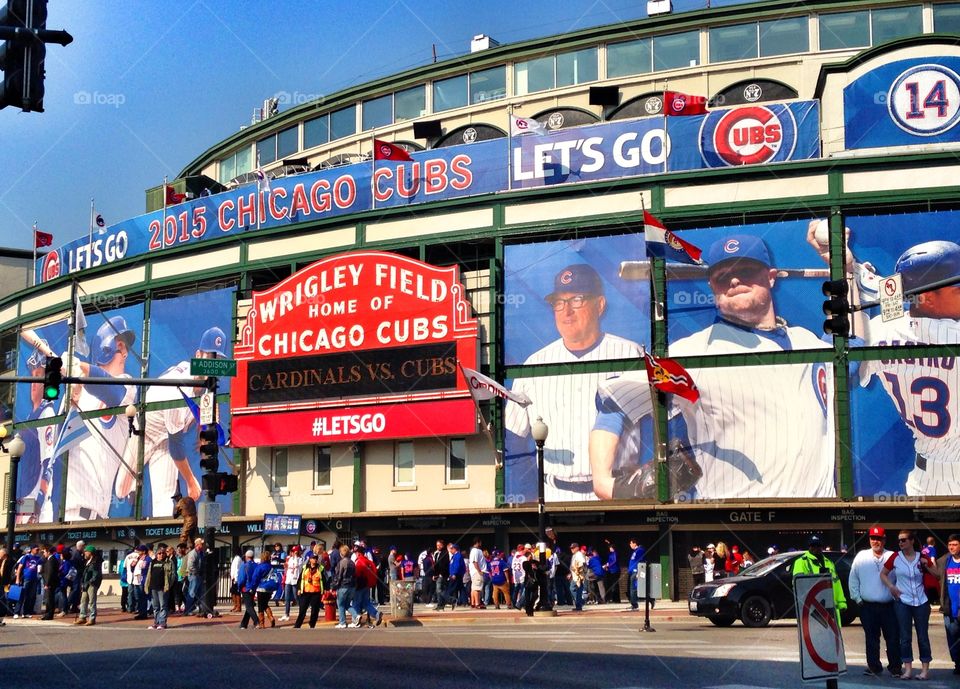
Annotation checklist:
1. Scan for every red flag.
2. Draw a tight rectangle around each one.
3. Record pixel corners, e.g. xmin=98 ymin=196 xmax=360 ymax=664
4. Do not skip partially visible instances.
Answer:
xmin=165 ymin=185 xmax=186 ymax=205
xmin=373 ymin=139 xmax=413 ymax=162
xmin=34 ymin=229 xmax=53 ymax=248
xmin=644 ymin=350 xmax=699 ymax=403
xmin=663 ymin=90 xmax=708 ymax=117
xmin=643 ymin=210 xmax=703 ymax=265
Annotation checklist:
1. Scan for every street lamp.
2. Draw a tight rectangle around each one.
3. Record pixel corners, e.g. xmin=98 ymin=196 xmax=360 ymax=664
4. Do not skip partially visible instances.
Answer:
xmin=5 ymin=432 xmax=26 ymax=551
xmin=125 ymin=404 xmax=143 ymax=437
xmin=530 ymin=417 xmax=549 ymax=546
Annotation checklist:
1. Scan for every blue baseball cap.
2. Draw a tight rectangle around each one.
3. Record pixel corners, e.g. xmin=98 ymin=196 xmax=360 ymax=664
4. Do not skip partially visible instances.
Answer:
xmin=546 ymin=264 xmax=604 ymax=301
xmin=199 ymin=327 xmax=227 ymax=358
xmin=94 ymin=316 xmax=136 ymax=365
xmin=705 ymin=235 xmax=772 ymax=273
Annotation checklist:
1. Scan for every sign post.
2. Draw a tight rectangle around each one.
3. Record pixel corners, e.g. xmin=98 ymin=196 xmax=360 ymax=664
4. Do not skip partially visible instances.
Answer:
xmin=637 ymin=562 xmax=661 ymax=633
xmin=794 ymin=574 xmax=846 ymax=686
xmin=880 ymin=273 xmax=904 ymax=322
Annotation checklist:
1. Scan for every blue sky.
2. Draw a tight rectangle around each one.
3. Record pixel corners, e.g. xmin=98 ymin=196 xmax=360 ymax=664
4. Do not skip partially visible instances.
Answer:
xmin=0 ymin=0 xmax=746 ymax=253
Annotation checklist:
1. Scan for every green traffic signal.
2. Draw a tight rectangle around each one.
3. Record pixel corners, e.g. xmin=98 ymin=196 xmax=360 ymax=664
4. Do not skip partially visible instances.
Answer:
xmin=43 ymin=356 xmax=62 ymax=401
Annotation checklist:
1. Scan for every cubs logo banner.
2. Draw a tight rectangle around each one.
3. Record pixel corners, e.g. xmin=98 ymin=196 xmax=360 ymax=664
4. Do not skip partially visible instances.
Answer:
xmin=844 ymin=57 xmax=960 ymax=150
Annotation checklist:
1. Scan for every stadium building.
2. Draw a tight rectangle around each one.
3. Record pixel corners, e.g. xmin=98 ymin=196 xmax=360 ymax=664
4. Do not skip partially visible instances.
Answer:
xmin=3 ymin=0 xmax=960 ymax=599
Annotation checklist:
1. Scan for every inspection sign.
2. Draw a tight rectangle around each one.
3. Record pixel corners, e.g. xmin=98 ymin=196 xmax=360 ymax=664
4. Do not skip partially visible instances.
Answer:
xmin=794 ymin=574 xmax=846 ymax=682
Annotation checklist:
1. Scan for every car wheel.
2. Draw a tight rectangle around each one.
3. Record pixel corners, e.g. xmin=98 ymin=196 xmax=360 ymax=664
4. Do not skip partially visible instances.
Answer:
xmin=707 ymin=614 xmax=736 ymax=627
xmin=740 ymin=595 xmax=772 ymax=628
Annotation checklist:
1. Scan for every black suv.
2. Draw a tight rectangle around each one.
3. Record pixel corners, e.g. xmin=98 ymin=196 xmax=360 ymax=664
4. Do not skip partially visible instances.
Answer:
xmin=687 ymin=551 xmax=859 ymax=628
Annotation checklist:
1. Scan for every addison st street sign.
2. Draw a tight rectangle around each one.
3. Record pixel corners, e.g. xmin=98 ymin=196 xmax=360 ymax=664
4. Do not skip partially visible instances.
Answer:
xmin=230 ymin=251 xmax=479 ymax=446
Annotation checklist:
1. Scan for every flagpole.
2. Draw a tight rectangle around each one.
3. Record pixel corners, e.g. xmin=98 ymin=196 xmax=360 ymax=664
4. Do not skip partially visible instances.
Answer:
xmin=506 ymin=106 xmax=514 ymax=191
xmin=162 ymin=175 xmax=168 ymax=248
xmin=32 ymin=222 xmax=37 ymax=287
xmin=456 ymin=361 xmax=502 ymax=467
xmin=255 ymin=155 xmax=262 ymax=232
xmin=371 ymin=129 xmax=377 ymax=211
xmin=88 ymin=198 xmax=94 ymax=247
xmin=662 ymin=81 xmax=669 ymax=175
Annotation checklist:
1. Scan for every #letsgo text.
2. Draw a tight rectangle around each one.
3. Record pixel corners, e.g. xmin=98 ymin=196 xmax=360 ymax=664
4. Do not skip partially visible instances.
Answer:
xmin=312 ymin=413 xmax=386 ymax=437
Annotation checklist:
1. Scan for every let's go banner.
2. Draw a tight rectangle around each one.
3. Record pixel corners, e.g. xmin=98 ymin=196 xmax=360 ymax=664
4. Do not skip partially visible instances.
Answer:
xmin=38 ymin=101 xmax=820 ymax=283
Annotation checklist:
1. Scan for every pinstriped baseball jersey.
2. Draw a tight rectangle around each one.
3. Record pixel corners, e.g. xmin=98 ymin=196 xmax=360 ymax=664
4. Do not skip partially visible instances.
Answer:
xmin=124 ymin=361 xmax=197 ymax=517
xmin=17 ymin=402 xmax=57 ymax=524
xmin=861 ymin=315 xmax=960 ymax=494
xmin=64 ymin=376 xmax=135 ymax=519
xmin=670 ymin=320 xmax=835 ymax=499
xmin=505 ymin=334 xmax=643 ymax=487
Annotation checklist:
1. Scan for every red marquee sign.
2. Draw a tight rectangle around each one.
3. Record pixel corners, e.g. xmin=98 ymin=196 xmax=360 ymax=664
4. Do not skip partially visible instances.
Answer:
xmin=231 ymin=251 xmax=479 ymax=447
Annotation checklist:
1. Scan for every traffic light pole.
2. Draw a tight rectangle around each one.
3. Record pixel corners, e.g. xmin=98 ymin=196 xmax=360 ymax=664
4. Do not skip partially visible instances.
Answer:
xmin=202 ymin=377 xmax=219 ymax=617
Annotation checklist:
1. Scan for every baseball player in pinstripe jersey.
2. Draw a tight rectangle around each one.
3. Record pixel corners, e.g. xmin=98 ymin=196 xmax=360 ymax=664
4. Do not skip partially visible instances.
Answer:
xmin=857 ymin=241 xmax=960 ymax=496
xmin=505 ymin=264 xmax=643 ymax=501
xmin=591 ymin=235 xmax=835 ymax=500
xmin=17 ymin=344 xmax=58 ymax=524
xmin=116 ymin=327 xmax=227 ymax=516
xmin=64 ymin=316 xmax=137 ymax=521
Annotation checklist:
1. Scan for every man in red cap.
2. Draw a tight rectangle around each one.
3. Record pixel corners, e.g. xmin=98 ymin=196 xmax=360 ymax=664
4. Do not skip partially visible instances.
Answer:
xmin=849 ymin=526 xmax=902 ymax=677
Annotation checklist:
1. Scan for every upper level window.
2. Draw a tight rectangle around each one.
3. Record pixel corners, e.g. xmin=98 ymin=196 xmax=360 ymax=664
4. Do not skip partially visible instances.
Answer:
xmin=470 ymin=65 xmax=506 ymax=104
xmin=607 ymin=37 xmax=652 ymax=78
xmin=515 ymin=48 xmax=597 ymax=95
xmin=819 ymin=11 xmax=871 ymax=50
xmin=277 ymin=125 xmax=298 ymax=159
xmin=304 ymin=114 xmax=329 ymax=149
xmin=433 ymin=74 xmax=468 ymax=112
xmin=394 ymin=441 xmax=415 ymax=486
xmin=654 ymin=30 xmax=699 ymax=70
xmin=710 ymin=23 xmax=757 ymax=63
xmin=394 ymin=85 xmax=426 ymax=120
xmin=219 ymin=146 xmax=252 ymax=184
xmin=759 ymin=16 xmax=809 ymax=57
xmin=256 ymin=136 xmax=276 ymax=166
xmin=871 ymin=6 xmax=922 ymax=45
xmin=330 ymin=104 xmax=357 ymax=140
xmin=362 ymin=94 xmax=393 ymax=131
xmin=934 ymin=3 xmax=960 ymax=33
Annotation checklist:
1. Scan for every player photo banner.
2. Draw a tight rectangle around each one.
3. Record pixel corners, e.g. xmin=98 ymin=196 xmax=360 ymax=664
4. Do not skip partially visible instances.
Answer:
xmin=843 ymin=209 xmax=960 ymax=498
xmin=231 ymin=250 xmax=479 ymax=446
xmin=61 ymin=302 xmax=145 ymax=521
xmin=844 ymin=57 xmax=960 ymax=150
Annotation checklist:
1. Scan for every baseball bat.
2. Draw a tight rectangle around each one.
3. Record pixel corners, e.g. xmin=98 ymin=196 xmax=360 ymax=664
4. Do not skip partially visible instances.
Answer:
xmin=619 ymin=261 xmax=830 ymax=281
xmin=20 ymin=329 xmax=56 ymax=358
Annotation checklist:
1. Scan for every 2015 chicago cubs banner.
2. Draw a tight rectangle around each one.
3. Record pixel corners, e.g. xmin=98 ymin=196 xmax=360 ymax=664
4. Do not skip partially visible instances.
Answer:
xmin=37 ymin=101 xmax=821 ymax=284
xmin=844 ymin=57 xmax=960 ymax=149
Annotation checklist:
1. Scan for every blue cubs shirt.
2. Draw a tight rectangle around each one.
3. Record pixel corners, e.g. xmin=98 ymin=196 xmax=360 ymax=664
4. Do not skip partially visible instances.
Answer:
xmin=489 ymin=558 xmax=508 ymax=585
xmin=945 ymin=557 xmax=960 ymax=619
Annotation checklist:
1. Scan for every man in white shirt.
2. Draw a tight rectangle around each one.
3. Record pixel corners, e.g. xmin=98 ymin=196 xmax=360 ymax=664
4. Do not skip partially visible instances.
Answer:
xmin=468 ymin=538 xmax=488 ymax=609
xmin=568 ymin=543 xmax=587 ymax=612
xmin=849 ymin=526 xmax=902 ymax=677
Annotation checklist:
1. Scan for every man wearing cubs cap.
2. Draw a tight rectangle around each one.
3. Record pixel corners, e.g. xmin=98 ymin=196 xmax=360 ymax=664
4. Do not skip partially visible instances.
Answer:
xmin=116 ymin=326 xmax=229 ymax=517
xmin=65 ymin=315 xmax=137 ymax=522
xmin=850 ymin=526 xmax=902 ymax=677
xmin=592 ymin=233 xmax=834 ymax=501
xmin=505 ymin=263 xmax=642 ymax=501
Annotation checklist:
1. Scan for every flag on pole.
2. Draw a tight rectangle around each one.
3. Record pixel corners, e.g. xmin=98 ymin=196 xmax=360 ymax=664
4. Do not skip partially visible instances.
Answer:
xmin=644 ymin=350 xmax=699 ymax=403
xmin=50 ymin=407 xmax=92 ymax=459
xmin=460 ymin=364 xmax=531 ymax=407
xmin=95 ymin=214 xmax=105 ymax=228
xmin=663 ymin=90 xmax=709 ymax=116
xmin=165 ymin=185 xmax=186 ymax=205
xmin=34 ymin=229 xmax=53 ymax=248
xmin=643 ymin=210 xmax=703 ymax=265
xmin=73 ymin=293 xmax=89 ymax=358
xmin=373 ymin=139 xmax=413 ymax=162
xmin=509 ymin=114 xmax=546 ymax=137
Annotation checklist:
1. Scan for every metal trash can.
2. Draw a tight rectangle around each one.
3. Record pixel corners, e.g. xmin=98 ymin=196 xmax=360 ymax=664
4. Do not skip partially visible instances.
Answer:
xmin=390 ymin=580 xmax=415 ymax=619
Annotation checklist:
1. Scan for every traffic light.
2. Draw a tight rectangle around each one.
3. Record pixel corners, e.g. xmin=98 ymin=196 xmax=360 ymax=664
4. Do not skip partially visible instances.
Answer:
xmin=0 ymin=0 xmax=46 ymax=112
xmin=199 ymin=425 xmax=219 ymax=472
xmin=43 ymin=355 xmax=61 ymax=401
xmin=822 ymin=279 xmax=850 ymax=337
xmin=202 ymin=471 xmax=238 ymax=497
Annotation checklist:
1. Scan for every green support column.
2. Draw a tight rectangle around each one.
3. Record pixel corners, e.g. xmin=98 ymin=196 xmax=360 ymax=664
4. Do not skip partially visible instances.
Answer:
xmin=133 ymin=291 xmax=152 ymax=521
xmin=659 ymin=521 xmax=674 ymax=601
xmin=650 ymin=255 xmax=671 ymax=503
xmin=352 ymin=442 xmax=363 ymax=513
xmin=829 ymin=211 xmax=853 ymax=499
xmin=492 ymin=244 xmax=506 ymax=506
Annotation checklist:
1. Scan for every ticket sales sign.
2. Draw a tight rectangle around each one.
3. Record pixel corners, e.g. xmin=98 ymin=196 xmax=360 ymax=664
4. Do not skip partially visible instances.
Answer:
xmin=230 ymin=251 xmax=479 ymax=446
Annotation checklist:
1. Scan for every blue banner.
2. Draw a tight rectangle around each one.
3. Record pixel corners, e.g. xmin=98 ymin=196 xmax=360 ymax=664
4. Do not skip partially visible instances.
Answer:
xmin=844 ymin=57 xmax=960 ymax=150
xmin=38 ymin=101 xmax=821 ymax=283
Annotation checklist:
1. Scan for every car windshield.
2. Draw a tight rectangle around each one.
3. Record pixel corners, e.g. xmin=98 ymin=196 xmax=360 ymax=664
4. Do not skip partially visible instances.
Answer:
xmin=740 ymin=553 xmax=795 ymax=577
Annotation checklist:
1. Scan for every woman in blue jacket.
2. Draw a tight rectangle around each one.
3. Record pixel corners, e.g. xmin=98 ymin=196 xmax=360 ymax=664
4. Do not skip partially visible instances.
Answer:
xmin=236 ymin=550 xmax=261 ymax=629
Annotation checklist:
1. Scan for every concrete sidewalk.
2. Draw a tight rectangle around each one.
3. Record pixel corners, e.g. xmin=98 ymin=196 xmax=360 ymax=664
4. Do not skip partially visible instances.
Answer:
xmin=3 ymin=596 xmax=688 ymax=629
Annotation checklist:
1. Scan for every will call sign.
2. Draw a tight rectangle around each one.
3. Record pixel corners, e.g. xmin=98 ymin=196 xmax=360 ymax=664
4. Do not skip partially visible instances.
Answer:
xmin=230 ymin=251 xmax=479 ymax=447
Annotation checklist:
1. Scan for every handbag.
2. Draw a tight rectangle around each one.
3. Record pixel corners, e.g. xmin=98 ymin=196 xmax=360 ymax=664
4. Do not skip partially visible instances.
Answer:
xmin=7 ymin=583 xmax=22 ymax=602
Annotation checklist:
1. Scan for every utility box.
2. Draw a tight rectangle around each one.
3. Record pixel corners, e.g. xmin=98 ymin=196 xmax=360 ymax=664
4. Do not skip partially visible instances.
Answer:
xmin=636 ymin=563 xmax=662 ymax=600
xmin=470 ymin=34 xmax=499 ymax=53
xmin=647 ymin=0 xmax=673 ymax=16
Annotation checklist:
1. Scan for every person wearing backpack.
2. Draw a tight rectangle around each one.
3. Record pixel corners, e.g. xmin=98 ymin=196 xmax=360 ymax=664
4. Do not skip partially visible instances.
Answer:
xmin=56 ymin=549 xmax=76 ymax=616
xmin=350 ymin=543 xmax=383 ymax=627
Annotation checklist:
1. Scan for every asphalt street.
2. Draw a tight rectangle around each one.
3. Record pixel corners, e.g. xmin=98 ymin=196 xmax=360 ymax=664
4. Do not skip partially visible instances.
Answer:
xmin=1 ymin=606 xmax=957 ymax=689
